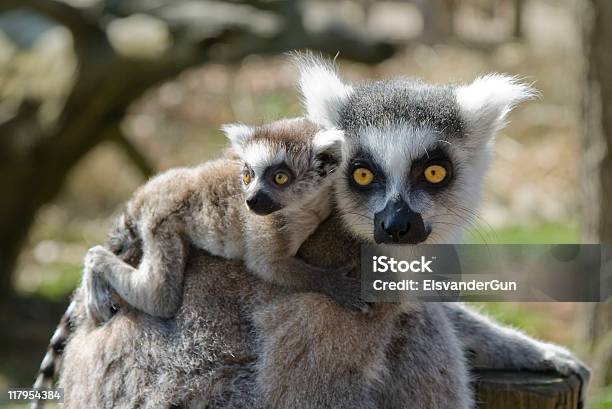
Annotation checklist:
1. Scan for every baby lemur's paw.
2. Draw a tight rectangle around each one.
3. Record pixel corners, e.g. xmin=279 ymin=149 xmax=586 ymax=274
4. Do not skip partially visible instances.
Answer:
xmin=83 ymin=245 xmax=116 ymax=325
xmin=323 ymin=265 xmax=369 ymax=313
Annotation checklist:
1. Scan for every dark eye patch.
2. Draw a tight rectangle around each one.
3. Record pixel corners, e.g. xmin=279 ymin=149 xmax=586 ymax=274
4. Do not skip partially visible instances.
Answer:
xmin=410 ymin=147 xmax=454 ymax=189
xmin=264 ymin=162 xmax=294 ymax=188
xmin=348 ymin=150 xmax=384 ymax=176
xmin=345 ymin=150 xmax=386 ymax=193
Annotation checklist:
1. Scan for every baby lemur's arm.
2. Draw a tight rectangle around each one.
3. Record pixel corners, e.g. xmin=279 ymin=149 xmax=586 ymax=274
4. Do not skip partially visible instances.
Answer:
xmin=84 ymin=216 xmax=187 ymax=323
xmin=245 ymin=206 xmax=365 ymax=311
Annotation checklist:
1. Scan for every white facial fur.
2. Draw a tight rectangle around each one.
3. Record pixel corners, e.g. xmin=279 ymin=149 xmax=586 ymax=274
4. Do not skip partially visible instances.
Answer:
xmin=335 ymin=123 xmax=493 ymax=243
xmin=296 ymin=56 xmax=535 ymax=243
xmin=241 ymin=142 xmax=286 ymax=180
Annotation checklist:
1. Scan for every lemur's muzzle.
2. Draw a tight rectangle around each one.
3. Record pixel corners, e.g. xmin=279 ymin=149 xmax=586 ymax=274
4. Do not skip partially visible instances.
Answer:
xmin=374 ymin=199 xmax=429 ymax=244
xmin=246 ymin=191 xmax=281 ymax=216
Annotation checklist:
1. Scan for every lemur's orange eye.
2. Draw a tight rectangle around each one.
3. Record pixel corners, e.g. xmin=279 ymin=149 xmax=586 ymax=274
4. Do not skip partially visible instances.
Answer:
xmin=273 ymin=171 xmax=290 ymax=186
xmin=423 ymin=165 xmax=447 ymax=184
xmin=242 ymin=172 xmax=251 ymax=185
xmin=353 ymin=168 xmax=374 ymax=186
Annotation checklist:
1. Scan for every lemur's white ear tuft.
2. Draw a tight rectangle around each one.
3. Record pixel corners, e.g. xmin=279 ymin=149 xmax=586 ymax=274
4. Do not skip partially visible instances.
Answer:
xmin=456 ymin=74 xmax=538 ymax=138
xmin=221 ymin=123 xmax=254 ymax=152
xmin=293 ymin=53 xmax=353 ymax=129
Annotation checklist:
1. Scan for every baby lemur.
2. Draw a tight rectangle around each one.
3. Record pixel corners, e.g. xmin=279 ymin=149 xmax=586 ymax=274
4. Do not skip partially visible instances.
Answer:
xmin=83 ymin=117 xmax=360 ymax=324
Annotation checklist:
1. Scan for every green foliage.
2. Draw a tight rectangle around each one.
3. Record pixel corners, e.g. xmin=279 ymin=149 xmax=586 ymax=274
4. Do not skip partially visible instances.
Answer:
xmin=19 ymin=262 xmax=81 ymax=301
xmin=470 ymin=302 xmax=551 ymax=340
xmin=468 ymin=223 xmax=579 ymax=244
xmin=589 ymin=385 xmax=612 ymax=409
xmin=259 ymin=92 xmax=300 ymax=119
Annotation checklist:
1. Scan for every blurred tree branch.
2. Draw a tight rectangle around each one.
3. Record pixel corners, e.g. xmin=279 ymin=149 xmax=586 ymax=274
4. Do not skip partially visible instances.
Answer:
xmin=0 ymin=0 xmax=395 ymax=300
xmin=107 ymin=125 xmax=156 ymax=178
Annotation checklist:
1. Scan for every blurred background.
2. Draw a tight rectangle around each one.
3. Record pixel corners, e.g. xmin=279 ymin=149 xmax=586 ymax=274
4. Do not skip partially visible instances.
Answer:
xmin=0 ymin=0 xmax=610 ymax=407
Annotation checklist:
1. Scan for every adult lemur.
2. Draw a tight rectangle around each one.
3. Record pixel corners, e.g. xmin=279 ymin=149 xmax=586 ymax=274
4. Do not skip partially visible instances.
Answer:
xmin=47 ymin=56 xmax=590 ymax=408
xmin=248 ymin=55 xmax=590 ymax=408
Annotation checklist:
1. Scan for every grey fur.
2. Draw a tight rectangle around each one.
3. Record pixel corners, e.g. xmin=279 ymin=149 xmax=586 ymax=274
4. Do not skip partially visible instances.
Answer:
xmin=58 ymin=212 xmax=590 ymax=409
xmin=443 ymin=303 xmax=591 ymax=400
xmin=58 ymin=213 xmax=473 ymax=409
xmin=338 ymin=79 xmax=463 ymax=138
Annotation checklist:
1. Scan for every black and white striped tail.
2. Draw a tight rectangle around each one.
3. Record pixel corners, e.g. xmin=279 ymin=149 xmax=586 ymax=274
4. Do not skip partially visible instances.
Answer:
xmin=30 ymin=212 xmax=140 ymax=409
xmin=31 ymin=300 xmax=76 ymax=409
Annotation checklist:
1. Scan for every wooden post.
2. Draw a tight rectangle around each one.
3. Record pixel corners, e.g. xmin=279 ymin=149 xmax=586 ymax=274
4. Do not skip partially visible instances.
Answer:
xmin=474 ymin=370 xmax=581 ymax=409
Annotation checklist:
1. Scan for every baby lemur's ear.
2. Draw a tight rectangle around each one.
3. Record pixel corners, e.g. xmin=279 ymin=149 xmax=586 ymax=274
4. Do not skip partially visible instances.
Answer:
xmin=293 ymin=52 xmax=353 ymax=129
xmin=312 ymin=128 xmax=344 ymax=176
xmin=455 ymin=74 xmax=538 ymax=141
xmin=221 ymin=123 xmax=254 ymax=154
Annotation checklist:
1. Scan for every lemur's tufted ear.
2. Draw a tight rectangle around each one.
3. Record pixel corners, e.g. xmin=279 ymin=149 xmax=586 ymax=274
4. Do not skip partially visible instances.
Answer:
xmin=312 ymin=128 xmax=345 ymax=175
xmin=221 ymin=123 xmax=254 ymax=153
xmin=456 ymin=74 xmax=537 ymax=139
xmin=293 ymin=53 xmax=353 ymax=129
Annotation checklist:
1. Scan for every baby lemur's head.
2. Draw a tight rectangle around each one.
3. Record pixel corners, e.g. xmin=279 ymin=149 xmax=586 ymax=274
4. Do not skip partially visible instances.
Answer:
xmin=296 ymin=54 xmax=536 ymax=244
xmin=222 ymin=118 xmax=344 ymax=215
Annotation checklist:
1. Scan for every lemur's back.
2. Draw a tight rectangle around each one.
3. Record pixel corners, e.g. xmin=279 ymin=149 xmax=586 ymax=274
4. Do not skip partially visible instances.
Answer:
xmin=124 ymin=155 xmax=247 ymax=260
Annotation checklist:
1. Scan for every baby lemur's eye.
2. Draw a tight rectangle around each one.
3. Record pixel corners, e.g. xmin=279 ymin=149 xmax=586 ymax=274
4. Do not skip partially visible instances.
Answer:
xmin=273 ymin=171 xmax=290 ymax=186
xmin=242 ymin=172 xmax=251 ymax=185
xmin=352 ymin=167 xmax=374 ymax=186
xmin=423 ymin=164 xmax=448 ymax=184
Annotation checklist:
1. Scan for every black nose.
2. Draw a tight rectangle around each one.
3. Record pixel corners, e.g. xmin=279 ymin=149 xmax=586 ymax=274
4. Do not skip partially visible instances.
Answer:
xmin=373 ymin=199 xmax=429 ymax=244
xmin=246 ymin=191 xmax=281 ymax=215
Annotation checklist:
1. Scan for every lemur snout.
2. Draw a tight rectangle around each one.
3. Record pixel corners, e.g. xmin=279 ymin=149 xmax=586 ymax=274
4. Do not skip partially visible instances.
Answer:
xmin=246 ymin=191 xmax=281 ymax=216
xmin=374 ymin=199 xmax=429 ymax=244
